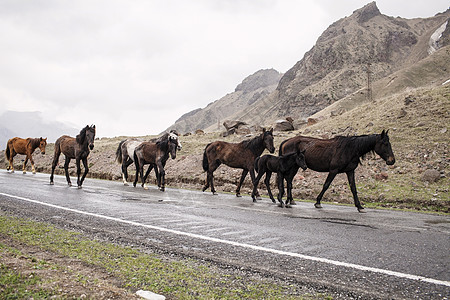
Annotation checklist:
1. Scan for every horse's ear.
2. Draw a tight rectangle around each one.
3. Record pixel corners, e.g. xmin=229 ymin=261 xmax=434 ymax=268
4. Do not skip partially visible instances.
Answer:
xmin=381 ymin=129 xmax=386 ymax=137
xmin=269 ymin=128 xmax=273 ymax=133
xmin=39 ymin=137 xmax=42 ymax=141
xmin=262 ymin=128 xmax=266 ymax=133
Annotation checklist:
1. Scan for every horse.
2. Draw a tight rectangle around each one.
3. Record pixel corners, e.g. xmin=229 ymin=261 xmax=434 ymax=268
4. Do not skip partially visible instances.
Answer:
xmin=252 ymin=149 xmax=307 ymax=207
xmin=202 ymin=128 xmax=275 ymax=197
xmin=115 ymin=131 xmax=182 ymax=186
xmin=279 ymin=130 xmax=395 ymax=212
xmin=50 ymin=125 xmax=96 ymax=188
xmin=5 ymin=137 xmax=47 ymax=174
xmin=133 ymin=131 xmax=180 ymax=191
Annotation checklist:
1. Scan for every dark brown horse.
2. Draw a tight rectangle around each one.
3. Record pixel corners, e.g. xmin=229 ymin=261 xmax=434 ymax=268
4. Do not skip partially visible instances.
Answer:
xmin=133 ymin=132 xmax=180 ymax=191
xmin=252 ymin=150 xmax=307 ymax=207
xmin=6 ymin=137 xmax=47 ymax=174
xmin=279 ymin=130 xmax=395 ymax=212
xmin=50 ymin=125 xmax=96 ymax=188
xmin=202 ymin=128 xmax=275 ymax=197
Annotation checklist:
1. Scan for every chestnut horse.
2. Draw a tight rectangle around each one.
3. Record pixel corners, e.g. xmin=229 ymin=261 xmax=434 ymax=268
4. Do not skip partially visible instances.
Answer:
xmin=279 ymin=130 xmax=395 ymax=212
xmin=50 ymin=125 xmax=96 ymax=188
xmin=133 ymin=132 xmax=180 ymax=191
xmin=252 ymin=149 xmax=307 ymax=207
xmin=202 ymin=128 xmax=275 ymax=197
xmin=6 ymin=137 xmax=47 ymax=174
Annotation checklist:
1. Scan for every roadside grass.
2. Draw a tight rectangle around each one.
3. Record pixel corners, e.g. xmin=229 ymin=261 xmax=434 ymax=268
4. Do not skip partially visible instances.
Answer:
xmin=0 ymin=259 xmax=52 ymax=299
xmin=0 ymin=215 xmax=330 ymax=299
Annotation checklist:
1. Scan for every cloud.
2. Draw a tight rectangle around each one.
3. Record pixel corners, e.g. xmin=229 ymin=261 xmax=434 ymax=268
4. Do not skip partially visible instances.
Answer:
xmin=0 ymin=0 xmax=448 ymax=137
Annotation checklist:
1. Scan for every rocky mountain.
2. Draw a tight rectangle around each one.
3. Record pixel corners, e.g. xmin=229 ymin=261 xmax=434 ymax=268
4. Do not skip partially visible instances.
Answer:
xmin=0 ymin=111 xmax=78 ymax=150
xmin=166 ymin=69 xmax=282 ymax=134
xmin=229 ymin=2 xmax=450 ymax=127
xmin=167 ymin=2 xmax=449 ymax=132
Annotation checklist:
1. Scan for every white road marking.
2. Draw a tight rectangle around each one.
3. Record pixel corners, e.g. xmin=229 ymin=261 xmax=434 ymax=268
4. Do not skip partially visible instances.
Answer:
xmin=1 ymin=192 xmax=449 ymax=288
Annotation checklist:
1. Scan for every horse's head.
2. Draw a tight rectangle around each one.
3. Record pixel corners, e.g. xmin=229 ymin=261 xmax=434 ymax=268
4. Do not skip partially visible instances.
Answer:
xmin=77 ymin=125 xmax=96 ymax=150
xmin=374 ymin=130 xmax=395 ymax=165
xmin=262 ymin=128 xmax=275 ymax=153
xmin=170 ymin=130 xmax=182 ymax=151
xmin=295 ymin=149 xmax=307 ymax=171
xmin=39 ymin=137 xmax=47 ymax=154
xmin=168 ymin=132 xmax=179 ymax=159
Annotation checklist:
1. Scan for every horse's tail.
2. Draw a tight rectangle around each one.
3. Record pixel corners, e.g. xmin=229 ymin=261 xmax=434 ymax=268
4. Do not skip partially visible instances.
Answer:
xmin=254 ymin=156 xmax=260 ymax=173
xmin=115 ymin=140 xmax=125 ymax=164
xmin=202 ymin=143 xmax=212 ymax=172
xmin=5 ymin=141 xmax=10 ymax=160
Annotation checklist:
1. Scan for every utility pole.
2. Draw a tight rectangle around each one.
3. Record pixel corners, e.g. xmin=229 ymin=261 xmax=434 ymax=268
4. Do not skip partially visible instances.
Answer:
xmin=366 ymin=62 xmax=373 ymax=101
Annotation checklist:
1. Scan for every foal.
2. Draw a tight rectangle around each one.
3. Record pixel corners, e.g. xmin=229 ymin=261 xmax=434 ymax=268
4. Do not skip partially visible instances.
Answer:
xmin=252 ymin=150 xmax=307 ymax=207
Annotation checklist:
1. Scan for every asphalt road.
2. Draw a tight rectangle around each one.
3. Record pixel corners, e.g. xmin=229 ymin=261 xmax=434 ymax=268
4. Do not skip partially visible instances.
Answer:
xmin=0 ymin=171 xmax=449 ymax=299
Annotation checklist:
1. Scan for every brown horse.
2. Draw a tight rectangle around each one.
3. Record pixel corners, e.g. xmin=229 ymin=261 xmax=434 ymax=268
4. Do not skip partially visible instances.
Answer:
xmin=133 ymin=132 xmax=180 ymax=191
xmin=279 ymin=130 xmax=395 ymax=212
xmin=50 ymin=125 xmax=96 ymax=188
xmin=202 ymin=128 xmax=275 ymax=197
xmin=6 ymin=137 xmax=47 ymax=174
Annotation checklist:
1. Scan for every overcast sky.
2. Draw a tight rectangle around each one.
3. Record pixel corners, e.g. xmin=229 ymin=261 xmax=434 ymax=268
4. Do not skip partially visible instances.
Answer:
xmin=1 ymin=0 xmax=448 ymax=137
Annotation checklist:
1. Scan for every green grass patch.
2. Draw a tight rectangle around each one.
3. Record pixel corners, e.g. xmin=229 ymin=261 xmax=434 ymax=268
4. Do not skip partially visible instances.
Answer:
xmin=0 ymin=215 xmax=329 ymax=299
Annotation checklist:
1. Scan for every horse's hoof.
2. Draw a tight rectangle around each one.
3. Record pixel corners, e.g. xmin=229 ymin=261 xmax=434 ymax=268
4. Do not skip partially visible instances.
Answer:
xmin=252 ymin=198 xmax=257 ymax=203
xmin=68 ymin=183 xmax=72 ymax=187
xmin=278 ymin=203 xmax=284 ymax=208
xmin=202 ymin=187 xmax=207 ymax=192
xmin=77 ymin=185 xmax=82 ymax=189
xmin=32 ymin=171 xmax=36 ymax=174
xmin=212 ymin=192 xmax=218 ymax=195
xmin=314 ymin=203 xmax=322 ymax=209
xmin=11 ymin=170 xmax=14 ymax=173
xmin=271 ymin=199 xmax=276 ymax=203
xmin=285 ymin=204 xmax=292 ymax=208
xmin=358 ymin=207 xmax=366 ymax=213
xmin=236 ymin=193 xmax=242 ymax=197
xmin=160 ymin=188 xmax=165 ymax=192
xmin=50 ymin=181 xmax=54 ymax=185
xmin=23 ymin=171 xmax=27 ymax=174
xmin=256 ymin=196 xmax=262 ymax=201
xmin=123 ymin=182 xmax=129 ymax=186
xmin=144 ymin=186 xmax=149 ymax=190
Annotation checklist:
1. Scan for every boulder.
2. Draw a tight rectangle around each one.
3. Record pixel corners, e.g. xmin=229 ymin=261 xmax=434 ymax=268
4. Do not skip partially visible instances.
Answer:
xmin=422 ymin=169 xmax=440 ymax=183
xmin=274 ymin=119 xmax=294 ymax=131
xmin=223 ymin=120 xmax=248 ymax=131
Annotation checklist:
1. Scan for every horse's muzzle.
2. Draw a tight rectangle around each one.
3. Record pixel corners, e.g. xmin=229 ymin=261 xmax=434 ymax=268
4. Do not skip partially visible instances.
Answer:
xmin=386 ymin=157 xmax=395 ymax=165
xmin=89 ymin=144 xmax=94 ymax=150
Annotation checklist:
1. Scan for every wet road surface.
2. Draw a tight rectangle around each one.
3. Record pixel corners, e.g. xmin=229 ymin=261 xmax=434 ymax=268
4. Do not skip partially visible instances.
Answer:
xmin=1 ymin=171 xmax=449 ymax=299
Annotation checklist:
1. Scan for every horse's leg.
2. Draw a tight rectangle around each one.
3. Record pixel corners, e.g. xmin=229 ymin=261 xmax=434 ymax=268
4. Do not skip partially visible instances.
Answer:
xmin=142 ymin=164 xmax=154 ymax=189
xmin=78 ymin=157 xmax=89 ymax=188
xmin=133 ymin=159 xmax=140 ymax=188
xmin=50 ymin=149 xmax=61 ymax=185
xmin=249 ymin=168 xmax=261 ymax=200
xmin=22 ymin=156 xmax=28 ymax=174
xmin=236 ymin=169 xmax=248 ymax=197
xmin=346 ymin=170 xmax=365 ymax=212
xmin=8 ymin=149 xmax=16 ymax=173
xmin=122 ymin=158 xmax=133 ymax=185
xmin=156 ymin=162 xmax=165 ymax=191
xmin=277 ymin=173 xmax=285 ymax=208
xmin=203 ymin=161 xmax=219 ymax=195
xmin=285 ymin=175 xmax=294 ymax=208
xmin=30 ymin=154 xmax=36 ymax=174
xmin=264 ymin=172 xmax=276 ymax=203
xmin=64 ymin=156 xmax=72 ymax=187
xmin=315 ymin=171 xmax=338 ymax=208
xmin=251 ymin=170 xmax=264 ymax=202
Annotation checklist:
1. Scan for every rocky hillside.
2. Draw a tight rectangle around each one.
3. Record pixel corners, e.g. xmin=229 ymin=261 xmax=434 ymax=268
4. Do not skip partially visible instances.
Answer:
xmin=166 ymin=69 xmax=282 ymax=134
xmin=190 ymin=2 xmax=450 ymax=130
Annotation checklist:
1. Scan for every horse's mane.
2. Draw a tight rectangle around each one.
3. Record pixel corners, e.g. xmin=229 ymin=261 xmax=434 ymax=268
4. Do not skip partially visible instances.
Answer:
xmin=28 ymin=138 xmax=41 ymax=148
xmin=241 ymin=133 xmax=265 ymax=155
xmin=335 ymin=134 xmax=377 ymax=161
xmin=76 ymin=126 xmax=89 ymax=144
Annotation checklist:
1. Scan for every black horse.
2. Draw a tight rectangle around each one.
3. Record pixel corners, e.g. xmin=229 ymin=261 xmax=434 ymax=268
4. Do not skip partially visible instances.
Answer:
xmin=252 ymin=150 xmax=307 ymax=207
xmin=279 ymin=130 xmax=395 ymax=212
xmin=202 ymin=128 xmax=275 ymax=197
xmin=133 ymin=132 xmax=180 ymax=191
xmin=50 ymin=125 xmax=96 ymax=188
